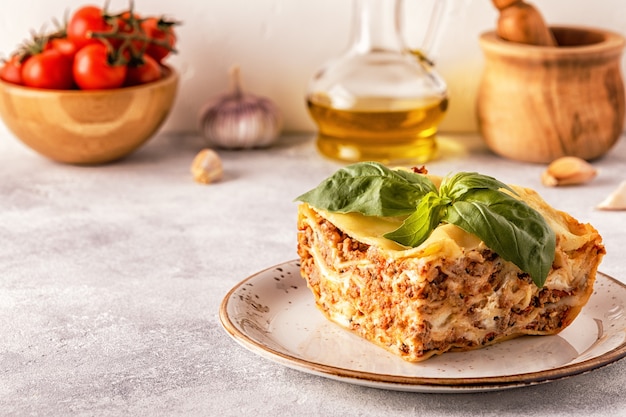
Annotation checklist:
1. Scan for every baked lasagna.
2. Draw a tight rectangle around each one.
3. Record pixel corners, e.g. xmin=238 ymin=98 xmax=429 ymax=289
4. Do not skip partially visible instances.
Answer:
xmin=296 ymin=169 xmax=604 ymax=362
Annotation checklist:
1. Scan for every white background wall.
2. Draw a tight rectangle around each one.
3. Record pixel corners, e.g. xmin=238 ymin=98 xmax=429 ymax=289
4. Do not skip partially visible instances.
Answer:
xmin=1 ymin=0 xmax=626 ymax=135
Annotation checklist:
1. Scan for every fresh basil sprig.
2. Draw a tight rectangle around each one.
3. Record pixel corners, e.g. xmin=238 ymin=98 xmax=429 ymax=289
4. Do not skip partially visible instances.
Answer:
xmin=296 ymin=162 xmax=556 ymax=287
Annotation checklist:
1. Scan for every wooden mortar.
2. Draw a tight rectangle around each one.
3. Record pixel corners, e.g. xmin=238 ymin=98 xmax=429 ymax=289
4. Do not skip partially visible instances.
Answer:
xmin=477 ymin=26 xmax=626 ymax=163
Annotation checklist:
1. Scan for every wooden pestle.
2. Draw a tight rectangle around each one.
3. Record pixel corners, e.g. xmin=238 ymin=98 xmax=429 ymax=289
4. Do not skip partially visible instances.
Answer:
xmin=492 ymin=0 xmax=557 ymax=46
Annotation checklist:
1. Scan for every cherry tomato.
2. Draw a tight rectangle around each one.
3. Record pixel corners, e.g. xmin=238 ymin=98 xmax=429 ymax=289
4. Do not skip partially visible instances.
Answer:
xmin=124 ymin=54 xmax=162 ymax=87
xmin=73 ymin=44 xmax=127 ymax=90
xmin=21 ymin=49 xmax=74 ymax=89
xmin=46 ymin=38 xmax=79 ymax=60
xmin=0 ymin=55 xmax=25 ymax=85
xmin=141 ymin=17 xmax=176 ymax=63
xmin=112 ymin=11 xmax=145 ymax=54
xmin=67 ymin=5 xmax=112 ymax=50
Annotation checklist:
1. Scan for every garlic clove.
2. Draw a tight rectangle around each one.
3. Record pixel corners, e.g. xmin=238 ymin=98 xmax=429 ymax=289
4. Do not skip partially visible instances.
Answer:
xmin=597 ymin=181 xmax=626 ymax=211
xmin=198 ymin=65 xmax=282 ymax=150
xmin=191 ymin=148 xmax=223 ymax=184
xmin=541 ymin=156 xmax=597 ymax=187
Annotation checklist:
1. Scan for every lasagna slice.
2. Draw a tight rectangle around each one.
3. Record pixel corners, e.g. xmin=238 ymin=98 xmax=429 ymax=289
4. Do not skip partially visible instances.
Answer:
xmin=297 ymin=185 xmax=604 ymax=362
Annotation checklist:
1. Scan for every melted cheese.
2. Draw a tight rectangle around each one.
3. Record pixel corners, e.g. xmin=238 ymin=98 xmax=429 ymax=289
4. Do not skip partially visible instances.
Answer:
xmin=314 ymin=183 xmax=592 ymax=259
xmin=317 ymin=208 xmax=484 ymax=261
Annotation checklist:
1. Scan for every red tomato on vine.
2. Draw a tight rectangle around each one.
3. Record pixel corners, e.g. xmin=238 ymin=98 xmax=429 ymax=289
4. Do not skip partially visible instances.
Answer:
xmin=113 ymin=11 xmax=145 ymax=54
xmin=46 ymin=38 xmax=79 ymax=60
xmin=124 ymin=54 xmax=162 ymax=87
xmin=67 ymin=5 xmax=113 ymax=50
xmin=0 ymin=55 xmax=25 ymax=85
xmin=21 ymin=49 xmax=74 ymax=89
xmin=73 ymin=43 xmax=127 ymax=90
xmin=141 ymin=17 xmax=177 ymax=63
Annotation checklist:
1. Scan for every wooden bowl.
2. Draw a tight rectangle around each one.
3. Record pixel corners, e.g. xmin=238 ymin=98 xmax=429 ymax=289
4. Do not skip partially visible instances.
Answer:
xmin=477 ymin=26 xmax=625 ymax=163
xmin=0 ymin=67 xmax=178 ymax=165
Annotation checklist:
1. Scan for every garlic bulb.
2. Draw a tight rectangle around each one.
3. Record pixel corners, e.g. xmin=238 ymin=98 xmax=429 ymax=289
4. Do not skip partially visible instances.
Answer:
xmin=198 ymin=66 xmax=282 ymax=149
xmin=191 ymin=148 xmax=223 ymax=184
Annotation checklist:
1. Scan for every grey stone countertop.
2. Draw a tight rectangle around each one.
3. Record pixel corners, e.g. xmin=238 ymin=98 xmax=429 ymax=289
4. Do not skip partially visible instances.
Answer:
xmin=1 ymin=130 xmax=625 ymax=417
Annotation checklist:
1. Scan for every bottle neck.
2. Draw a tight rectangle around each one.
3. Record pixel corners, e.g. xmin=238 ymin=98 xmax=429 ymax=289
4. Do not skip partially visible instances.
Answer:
xmin=350 ymin=0 xmax=405 ymax=54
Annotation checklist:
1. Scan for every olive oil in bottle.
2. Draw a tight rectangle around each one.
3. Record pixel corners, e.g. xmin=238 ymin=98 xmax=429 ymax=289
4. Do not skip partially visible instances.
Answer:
xmin=307 ymin=94 xmax=448 ymax=163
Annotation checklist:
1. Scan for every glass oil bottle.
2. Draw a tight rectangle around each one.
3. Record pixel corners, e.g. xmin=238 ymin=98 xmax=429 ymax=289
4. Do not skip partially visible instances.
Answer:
xmin=306 ymin=0 xmax=448 ymax=164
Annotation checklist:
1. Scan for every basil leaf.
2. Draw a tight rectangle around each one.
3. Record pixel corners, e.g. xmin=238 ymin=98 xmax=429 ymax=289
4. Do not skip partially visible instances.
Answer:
xmin=383 ymin=192 xmax=449 ymax=247
xmin=295 ymin=162 xmax=436 ymax=217
xmin=443 ymin=189 xmax=556 ymax=287
xmin=440 ymin=172 xmax=516 ymax=201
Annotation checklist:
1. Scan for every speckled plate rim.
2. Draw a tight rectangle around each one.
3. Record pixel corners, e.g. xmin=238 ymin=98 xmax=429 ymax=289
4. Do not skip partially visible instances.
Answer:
xmin=219 ymin=260 xmax=626 ymax=393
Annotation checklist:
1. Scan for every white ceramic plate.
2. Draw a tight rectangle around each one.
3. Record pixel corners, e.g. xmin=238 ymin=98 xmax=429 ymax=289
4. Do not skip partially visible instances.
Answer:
xmin=219 ymin=260 xmax=626 ymax=393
